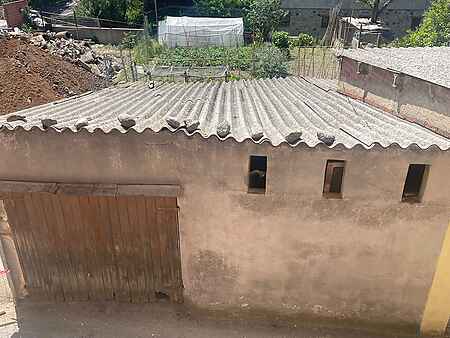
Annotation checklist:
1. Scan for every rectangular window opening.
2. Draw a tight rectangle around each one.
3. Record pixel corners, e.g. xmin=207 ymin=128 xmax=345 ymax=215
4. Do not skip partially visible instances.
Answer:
xmin=248 ymin=155 xmax=267 ymax=194
xmin=402 ymin=164 xmax=429 ymax=203
xmin=323 ymin=160 xmax=345 ymax=199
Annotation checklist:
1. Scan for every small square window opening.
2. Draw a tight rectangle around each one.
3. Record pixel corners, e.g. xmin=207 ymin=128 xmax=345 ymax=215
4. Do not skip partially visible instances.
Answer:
xmin=323 ymin=160 xmax=345 ymax=198
xmin=248 ymin=155 xmax=267 ymax=194
xmin=402 ymin=164 xmax=429 ymax=203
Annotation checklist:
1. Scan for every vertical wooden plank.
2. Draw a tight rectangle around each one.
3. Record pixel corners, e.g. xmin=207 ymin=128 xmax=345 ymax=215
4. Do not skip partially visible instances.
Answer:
xmin=78 ymin=195 xmax=99 ymax=301
xmin=80 ymin=196 xmax=105 ymax=301
xmin=59 ymin=195 xmax=87 ymax=301
xmin=96 ymin=196 xmax=115 ymax=301
xmin=50 ymin=195 xmax=78 ymax=301
xmin=127 ymin=196 xmax=146 ymax=303
xmin=156 ymin=197 xmax=171 ymax=289
xmin=116 ymin=196 xmax=132 ymax=302
xmin=156 ymin=197 xmax=183 ymax=302
xmin=146 ymin=197 xmax=162 ymax=295
xmin=72 ymin=196 xmax=92 ymax=301
xmin=3 ymin=198 xmax=35 ymax=294
xmin=38 ymin=193 xmax=66 ymax=302
xmin=22 ymin=193 xmax=53 ymax=299
xmin=137 ymin=196 xmax=155 ymax=302
xmin=108 ymin=196 xmax=129 ymax=302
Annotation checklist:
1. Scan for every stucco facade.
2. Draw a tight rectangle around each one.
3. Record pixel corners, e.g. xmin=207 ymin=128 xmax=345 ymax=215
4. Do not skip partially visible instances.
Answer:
xmin=338 ymin=56 xmax=450 ymax=138
xmin=280 ymin=0 xmax=430 ymax=38
xmin=0 ymin=128 xmax=449 ymax=330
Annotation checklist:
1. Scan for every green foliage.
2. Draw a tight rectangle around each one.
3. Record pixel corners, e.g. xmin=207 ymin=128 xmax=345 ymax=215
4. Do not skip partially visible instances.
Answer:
xmin=194 ymin=0 xmax=246 ymax=17
xmin=245 ymin=0 xmax=287 ymax=41
xmin=289 ymin=33 xmax=315 ymax=48
xmin=272 ymin=31 xmax=289 ymax=49
xmin=396 ymin=0 xmax=450 ymax=47
xmin=155 ymin=46 xmax=254 ymax=69
xmin=76 ymin=0 xmax=131 ymax=24
xmin=297 ymin=33 xmax=315 ymax=47
xmin=133 ymin=38 xmax=164 ymax=65
xmin=251 ymin=45 xmax=288 ymax=78
xmin=121 ymin=33 xmax=139 ymax=49
xmin=126 ymin=0 xmax=144 ymax=24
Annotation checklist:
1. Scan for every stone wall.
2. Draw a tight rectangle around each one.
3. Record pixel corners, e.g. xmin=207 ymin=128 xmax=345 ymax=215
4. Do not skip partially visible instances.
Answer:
xmin=280 ymin=0 xmax=430 ymax=38
xmin=338 ymin=57 xmax=450 ymax=138
xmin=0 ymin=128 xmax=448 ymax=331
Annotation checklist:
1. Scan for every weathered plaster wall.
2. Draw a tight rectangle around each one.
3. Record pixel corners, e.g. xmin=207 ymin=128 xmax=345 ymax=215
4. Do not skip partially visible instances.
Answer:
xmin=0 ymin=129 xmax=448 ymax=328
xmin=338 ymin=57 xmax=450 ymax=138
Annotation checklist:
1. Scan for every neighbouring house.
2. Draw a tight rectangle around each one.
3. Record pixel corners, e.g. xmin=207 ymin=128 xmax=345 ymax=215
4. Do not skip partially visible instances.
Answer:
xmin=337 ymin=17 xmax=391 ymax=48
xmin=1 ymin=0 xmax=27 ymax=28
xmin=0 ymin=78 xmax=449 ymax=335
xmin=280 ymin=0 xmax=430 ymax=39
xmin=338 ymin=47 xmax=450 ymax=138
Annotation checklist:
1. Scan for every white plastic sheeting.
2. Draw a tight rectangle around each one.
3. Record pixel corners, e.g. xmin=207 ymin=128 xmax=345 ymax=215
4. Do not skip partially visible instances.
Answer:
xmin=158 ymin=16 xmax=244 ymax=48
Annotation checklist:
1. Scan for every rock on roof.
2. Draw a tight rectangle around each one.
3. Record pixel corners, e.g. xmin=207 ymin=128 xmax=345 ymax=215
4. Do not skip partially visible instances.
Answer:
xmin=1 ymin=77 xmax=449 ymax=150
xmin=341 ymin=47 xmax=450 ymax=89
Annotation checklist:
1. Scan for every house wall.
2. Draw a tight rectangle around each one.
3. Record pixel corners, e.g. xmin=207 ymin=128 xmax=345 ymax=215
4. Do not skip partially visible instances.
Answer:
xmin=3 ymin=0 xmax=27 ymax=28
xmin=0 ymin=129 xmax=448 ymax=330
xmin=338 ymin=57 xmax=450 ymax=138
xmin=280 ymin=0 xmax=430 ymax=38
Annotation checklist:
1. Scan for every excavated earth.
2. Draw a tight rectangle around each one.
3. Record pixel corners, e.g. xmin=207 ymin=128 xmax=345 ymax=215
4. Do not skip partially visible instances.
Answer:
xmin=0 ymin=37 xmax=110 ymax=115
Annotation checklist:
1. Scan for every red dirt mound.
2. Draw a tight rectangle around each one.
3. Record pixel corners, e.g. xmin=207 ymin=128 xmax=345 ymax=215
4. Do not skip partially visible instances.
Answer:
xmin=0 ymin=37 xmax=109 ymax=115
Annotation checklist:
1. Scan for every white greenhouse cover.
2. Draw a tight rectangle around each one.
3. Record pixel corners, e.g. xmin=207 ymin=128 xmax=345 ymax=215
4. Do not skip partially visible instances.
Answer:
xmin=158 ymin=16 xmax=244 ymax=48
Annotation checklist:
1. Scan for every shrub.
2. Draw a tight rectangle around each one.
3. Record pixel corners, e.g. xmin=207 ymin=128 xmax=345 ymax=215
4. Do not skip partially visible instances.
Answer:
xmin=251 ymin=45 xmax=288 ymax=78
xmin=297 ymin=33 xmax=315 ymax=47
xmin=133 ymin=38 xmax=164 ymax=65
xmin=272 ymin=31 xmax=290 ymax=49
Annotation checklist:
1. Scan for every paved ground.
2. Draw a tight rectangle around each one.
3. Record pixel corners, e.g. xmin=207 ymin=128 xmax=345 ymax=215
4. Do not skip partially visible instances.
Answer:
xmin=0 ymin=299 xmax=421 ymax=338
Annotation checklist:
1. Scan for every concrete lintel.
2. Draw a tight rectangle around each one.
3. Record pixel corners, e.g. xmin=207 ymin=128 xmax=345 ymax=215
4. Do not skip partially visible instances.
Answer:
xmin=0 ymin=180 xmax=181 ymax=198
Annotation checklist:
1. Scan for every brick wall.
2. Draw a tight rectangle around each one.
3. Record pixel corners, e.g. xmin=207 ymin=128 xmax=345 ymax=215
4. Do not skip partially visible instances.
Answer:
xmin=3 ymin=0 xmax=28 ymax=28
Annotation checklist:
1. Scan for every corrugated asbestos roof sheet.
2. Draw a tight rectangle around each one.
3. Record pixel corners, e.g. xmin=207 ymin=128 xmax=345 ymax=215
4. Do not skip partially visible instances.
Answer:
xmin=1 ymin=77 xmax=449 ymax=150
xmin=341 ymin=47 xmax=450 ymax=89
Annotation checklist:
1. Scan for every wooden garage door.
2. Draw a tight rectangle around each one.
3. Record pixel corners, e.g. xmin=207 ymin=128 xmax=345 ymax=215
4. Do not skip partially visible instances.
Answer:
xmin=3 ymin=193 xmax=183 ymax=303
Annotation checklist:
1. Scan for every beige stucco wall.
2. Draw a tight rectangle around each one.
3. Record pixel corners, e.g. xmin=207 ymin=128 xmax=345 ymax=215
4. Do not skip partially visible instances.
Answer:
xmin=0 ymin=128 xmax=448 ymax=328
xmin=338 ymin=57 xmax=450 ymax=138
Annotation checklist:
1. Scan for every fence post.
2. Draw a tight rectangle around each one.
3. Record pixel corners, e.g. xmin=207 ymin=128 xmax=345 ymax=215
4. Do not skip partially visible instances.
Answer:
xmin=358 ymin=23 xmax=363 ymax=49
xmin=376 ymin=33 xmax=381 ymax=47
xmin=73 ymin=10 xmax=79 ymax=40
xmin=120 ymin=48 xmax=129 ymax=82
xmin=296 ymin=45 xmax=301 ymax=77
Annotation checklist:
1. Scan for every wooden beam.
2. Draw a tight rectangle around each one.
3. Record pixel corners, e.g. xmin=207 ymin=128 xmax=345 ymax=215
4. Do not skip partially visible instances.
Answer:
xmin=0 ymin=181 xmax=181 ymax=197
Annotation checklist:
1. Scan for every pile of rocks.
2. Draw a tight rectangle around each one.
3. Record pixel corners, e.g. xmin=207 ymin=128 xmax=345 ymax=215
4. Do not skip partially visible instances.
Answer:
xmin=27 ymin=31 xmax=123 ymax=79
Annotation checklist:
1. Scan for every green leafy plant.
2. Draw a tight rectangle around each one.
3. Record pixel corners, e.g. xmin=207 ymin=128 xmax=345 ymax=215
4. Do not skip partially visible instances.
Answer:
xmin=251 ymin=45 xmax=288 ymax=78
xmin=245 ymin=0 xmax=287 ymax=42
xmin=272 ymin=31 xmax=290 ymax=49
xmin=194 ymin=0 xmax=245 ymax=17
xmin=396 ymin=0 xmax=450 ymax=47
xmin=133 ymin=38 xmax=164 ymax=65
xmin=297 ymin=33 xmax=315 ymax=47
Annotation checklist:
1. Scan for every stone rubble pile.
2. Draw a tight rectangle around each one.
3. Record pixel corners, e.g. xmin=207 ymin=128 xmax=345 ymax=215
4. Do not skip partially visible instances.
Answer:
xmin=11 ymin=30 xmax=123 ymax=79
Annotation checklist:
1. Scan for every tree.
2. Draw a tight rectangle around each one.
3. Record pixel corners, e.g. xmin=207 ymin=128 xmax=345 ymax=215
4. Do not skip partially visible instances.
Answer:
xmin=397 ymin=0 xmax=450 ymax=47
xmin=358 ymin=0 xmax=395 ymax=22
xmin=194 ymin=0 xmax=244 ymax=17
xmin=76 ymin=0 xmax=144 ymax=25
xmin=245 ymin=0 xmax=287 ymax=41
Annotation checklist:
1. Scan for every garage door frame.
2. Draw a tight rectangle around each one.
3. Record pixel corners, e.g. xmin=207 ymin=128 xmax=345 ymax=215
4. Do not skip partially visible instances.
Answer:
xmin=0 ymin=180 xmax=183 ymax=303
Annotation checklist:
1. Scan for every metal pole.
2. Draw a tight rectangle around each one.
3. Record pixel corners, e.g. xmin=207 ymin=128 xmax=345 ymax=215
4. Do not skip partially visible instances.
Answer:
xmin=73 ymin=10 xmax=79 ymax=40
xmin=153 ymin=0 xmax=158 ymax=25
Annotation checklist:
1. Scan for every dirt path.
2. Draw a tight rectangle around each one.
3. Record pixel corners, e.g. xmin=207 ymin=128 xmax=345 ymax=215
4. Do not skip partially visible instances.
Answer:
xmin=0 ymin=299 xmax=419 ymax=338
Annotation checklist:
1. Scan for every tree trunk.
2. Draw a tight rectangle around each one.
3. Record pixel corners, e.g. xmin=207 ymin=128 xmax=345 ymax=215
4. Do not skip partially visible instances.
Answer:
xmin=371 ymin=0 xmax=381 ymax=22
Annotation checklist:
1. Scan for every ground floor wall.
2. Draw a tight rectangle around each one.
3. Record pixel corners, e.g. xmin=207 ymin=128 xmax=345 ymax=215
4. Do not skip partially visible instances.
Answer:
xmin=0 ymin=129 xmax=448 ymax=330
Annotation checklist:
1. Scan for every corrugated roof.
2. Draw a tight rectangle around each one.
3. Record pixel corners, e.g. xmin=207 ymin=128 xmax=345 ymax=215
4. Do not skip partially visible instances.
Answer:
xmin=341 ymin=47 xmax=450 ymax=89
xmin=1 ymin=77 xmax=449 ymax=150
